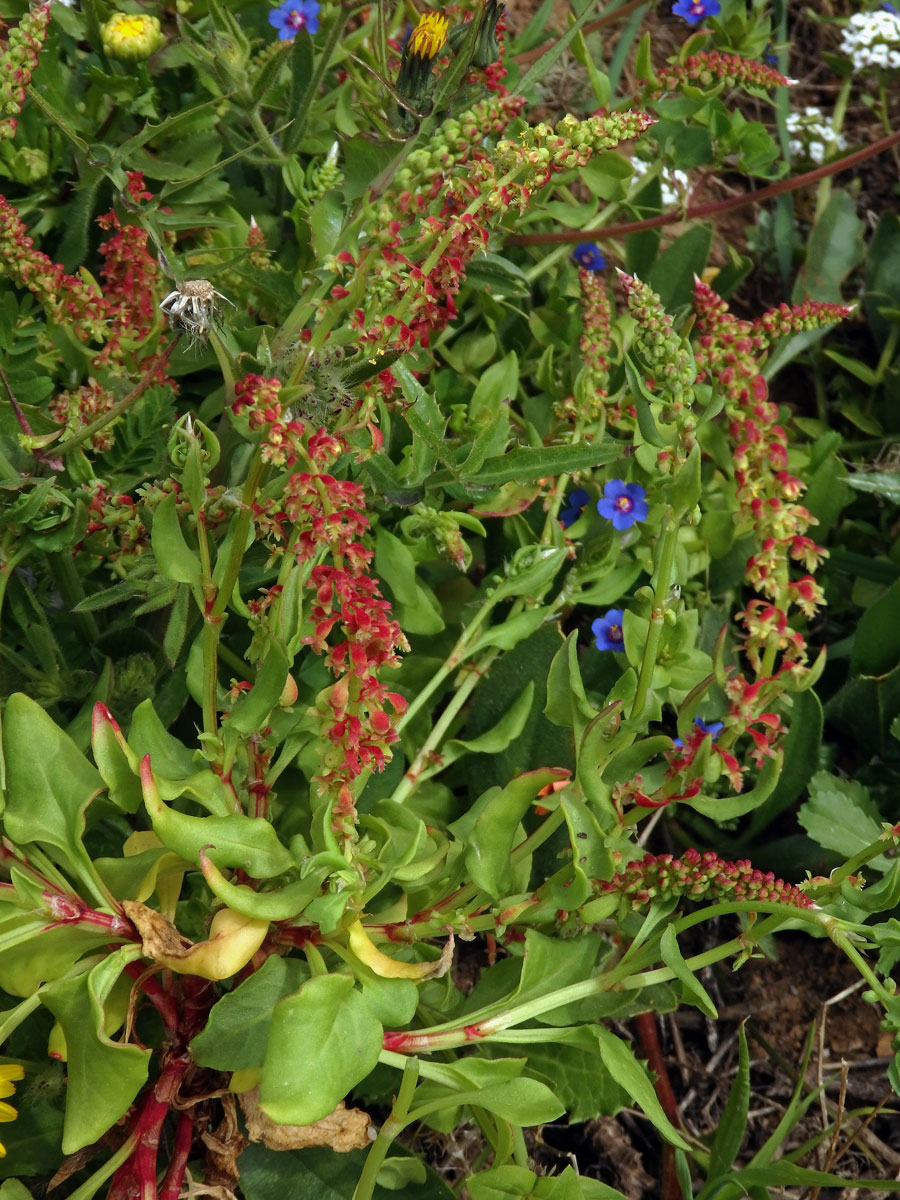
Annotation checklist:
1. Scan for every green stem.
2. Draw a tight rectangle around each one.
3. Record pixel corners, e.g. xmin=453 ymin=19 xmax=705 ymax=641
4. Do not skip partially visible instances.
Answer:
xmin=56 ymin=338 xmax=180 ymax=456
xmin=352 ymin=1057 xmax=420 ymax=1200
xmin=390 ymin=646 xmax=501 ymax=806
xmin=630 ymin=511 xmax=679 ymax=720
xmin=48 ymin=550 xmax=101 ymax=646
xmin=201 ymin=620 xmax=220 ymax=738
xmin=395 ymin=593 xmax=500 ymax=734
xmin=814 ymin=74 xmax=852 ymax=221
xmin=210 ymin=448 xmax=265 ymax=620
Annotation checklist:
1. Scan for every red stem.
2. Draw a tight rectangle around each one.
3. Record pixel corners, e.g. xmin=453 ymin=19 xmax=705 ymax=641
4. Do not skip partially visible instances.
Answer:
xmin=505 ymin=127 xmax=900 ymax=246
xmin=109 ymin=1055 xmax=190 ymax=1200
xmin=124 ymin=961 xmax=180 ymax=1035
xmin=633 ymin=1011 xmax=682 ymax=1200
xmin=158 ymin=1111 xmax=194 ymax=1200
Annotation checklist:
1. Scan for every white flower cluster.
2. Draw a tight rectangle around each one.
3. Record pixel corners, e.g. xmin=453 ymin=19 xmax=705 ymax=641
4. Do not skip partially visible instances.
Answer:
xmin=839 ymin=8 xmax=900 ymax=71
xmin=785 ymin=107 xmax=848 ymax=165
xmin=630 ymin=157 xmax=690 ymax=208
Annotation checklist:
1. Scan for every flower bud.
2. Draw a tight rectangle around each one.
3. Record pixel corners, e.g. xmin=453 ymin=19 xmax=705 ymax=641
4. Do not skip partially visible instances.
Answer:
xmin=102 ymin=13 xmax=164 ymax=62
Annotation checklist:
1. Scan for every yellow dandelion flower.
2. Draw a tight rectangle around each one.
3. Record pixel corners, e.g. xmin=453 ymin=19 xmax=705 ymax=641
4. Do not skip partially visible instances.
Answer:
xmin=0 ymin=1064 xmax=24 ymax=1158
xmin=407 ymin=12 xmax=449 ymax=60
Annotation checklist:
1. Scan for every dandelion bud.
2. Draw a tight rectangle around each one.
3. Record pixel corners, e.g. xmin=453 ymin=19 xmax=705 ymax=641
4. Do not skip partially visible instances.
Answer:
xmin=393 ymin=12 xmax=449 ymax=130
xmin=101 ymin=13 xmax=164 ymax=63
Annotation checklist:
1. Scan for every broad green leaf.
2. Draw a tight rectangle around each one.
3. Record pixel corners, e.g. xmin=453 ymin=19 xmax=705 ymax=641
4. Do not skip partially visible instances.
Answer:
xmin=190 ymin=955 xmax=309 ymax=1070
xmin=798 ymin=772 xmax=892 ymax=872
xmin=260 ymin=974 xmax=382 ymax=1125
xmin=2 ymin=694 xmax=105 ymax=896
xmin=150 ymin=491 xmax=202 ymax=588
xmin=516 ymin=929 xmax=609 ymax=1026
xmin=466 ymin=768 xmax=568 ymax=898
xmin=851 ymin=578 xmax=900 ymax=676
xmin=40 ymin=948 xmax=151 ymax=1153
xmin=238 ymin=1143 xmax=454 ymax=1200
xmin=228 ymin=641 xmax=290 ymax=733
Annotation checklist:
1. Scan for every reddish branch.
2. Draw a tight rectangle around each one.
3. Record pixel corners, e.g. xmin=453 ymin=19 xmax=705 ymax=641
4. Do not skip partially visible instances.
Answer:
xmin=633 ymin=1011 xmax=682 ymax=1200
xmin=506 ymin=127 xmax=900 ymax=246
xmin=158 ymin=1111 xmax=194 ymax=1200
xmin=108 ymin=1054 xmax=190 ymax=1200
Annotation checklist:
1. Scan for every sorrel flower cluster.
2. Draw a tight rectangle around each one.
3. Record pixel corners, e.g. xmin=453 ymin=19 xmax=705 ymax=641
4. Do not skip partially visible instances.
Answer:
xmin=326 ymin=101 xmax=652 ymax=360
xmin=597 ymin=848 xmax=815 ymax=912
xmin=0 ymin=196 xmax=111 ymax=342
xmin=650 ymin=50 xmax=793 ymax=97
xmin=0 ymin=4 xmax=50 ymax=140
xmin=692 ymin=281 xmax=851 ymax=676
xmin=233 ymin=375 xmax=408 ymax=848
xmin=558 ymin=262 xmax=613 ymax=423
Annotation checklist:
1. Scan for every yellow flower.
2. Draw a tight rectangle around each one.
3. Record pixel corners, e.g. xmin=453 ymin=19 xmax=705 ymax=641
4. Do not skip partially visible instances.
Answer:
xmin=0 ymin=1064 xmax=24 ymax=1158
xmin=407 ymin=11 xmax=449 ymax=60
xmin=101 ymin=13 xmax=165 ymax=62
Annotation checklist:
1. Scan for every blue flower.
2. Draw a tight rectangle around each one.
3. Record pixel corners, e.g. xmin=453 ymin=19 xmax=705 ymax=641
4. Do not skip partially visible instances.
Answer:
xmin=761 ymin=42 xmax=779 ymax=66
xmin=883 ymin=3 xmax=897 ymax=12
xmin=592 ymin=609 xmax=626 ymax=652
xmin=672 ymin=717 xmax=724 ymax=750
xmin=560 ymin=488 xmax=590 ymax=529
xmin=572 ymin=242 xmax=606 ymax=272
xmin=694 ymin=717 xmax=724 ymax=739
xmin=269 ymin=0 xmax=320 ymax=38
xmin=597 ymin=479 xmax=649 ymax=531
xmin=672 ymin=0 xmax=722 ymax=24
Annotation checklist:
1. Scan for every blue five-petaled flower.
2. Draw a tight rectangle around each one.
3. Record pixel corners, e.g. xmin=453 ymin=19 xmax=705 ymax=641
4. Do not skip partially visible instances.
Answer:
xmin=572 ymin=242 xmax=606 ymax=271
xmin=269 ymin=0 xmax=321 ymax=38
xmin=672 ymin=0 xmax=722 ymax=24
xmin=560 ymin=488 xmax=590 ymax=529
xmin=592 ymin=609 xmax=626 ymax=653
xmin=597 ymin=479 xmax=648 ymax=531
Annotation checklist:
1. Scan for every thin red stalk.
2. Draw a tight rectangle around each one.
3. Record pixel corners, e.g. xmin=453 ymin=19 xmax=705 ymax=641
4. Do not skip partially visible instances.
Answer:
xmin=506 ymin=127 xmax=900 ymax=246
xmin=124 ymin=961 xmax=180 ymax=1035
xmin=158 ymin=1111 xmax=194 ymax=1200
xmin=633 ymin=1012 xmax=682 ymax=1200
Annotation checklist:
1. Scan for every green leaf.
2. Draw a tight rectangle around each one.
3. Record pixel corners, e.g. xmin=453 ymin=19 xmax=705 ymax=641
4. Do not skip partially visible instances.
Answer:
xmin=228 ymin=641 xmax=290 ymax=733
xmin=515 ymin=929 xmax=609 ymax=1025
xmin=466 ymin=769 xmax=568 ymax=898
xmin=150 ymin=491 xmax=202 ymax=588
xmin=190 ymin=955 xmax=309 ymax=1070
xmin=428 ymin=442 xmax=621 ymax=489
xmin=2 ymin=693 xmax=105 ymax=895
xmin=791 ymin=188 xmax=864 ymax=304
xmin=660 ymin=926 xmax=717 ymax=1019
xmin=260 ymin=974 xmax=382 ymax=1125
xmin=851 ymin=578 xmax=900 ymax=676
xmin=798 ymin=772 xmax=893 ymax=872
xmin=238 ymin=1143 xmax=454 ymax=1200
xmin=648 ymin=224 xmax=713 ymax=311
xmin=845 ymin=471 xmax=900 ymax=503
xmin=141 ymin=759 xmax=295 ymax=877
xmin=865 ymin=213 xmax=900 ymax=346
xmin=40 ymin=948 xmax=151 ymax=1153
xmin=592 ymin=1027 xmax=690 ymax=1149
xmin=444 ymin=684 xmax=535 ymax=757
